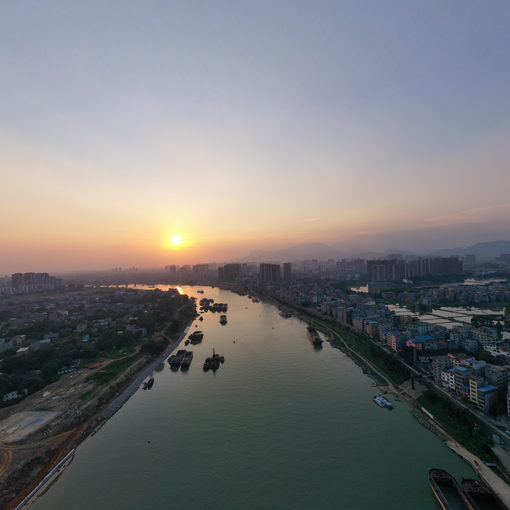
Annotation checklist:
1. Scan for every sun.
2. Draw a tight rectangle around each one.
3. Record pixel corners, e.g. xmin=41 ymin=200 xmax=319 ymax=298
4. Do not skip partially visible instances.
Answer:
xmin=170 ymin=235 xmax=183 ymax=246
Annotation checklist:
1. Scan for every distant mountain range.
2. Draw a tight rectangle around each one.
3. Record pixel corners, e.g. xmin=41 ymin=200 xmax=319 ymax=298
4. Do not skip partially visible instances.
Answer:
xmin=431 ymin=240 xmax=510 ymax=258
xmin=244 ymin=243 xmax=342 ymax=262
xmin=242 ymin=240 xmax=510 ymax=262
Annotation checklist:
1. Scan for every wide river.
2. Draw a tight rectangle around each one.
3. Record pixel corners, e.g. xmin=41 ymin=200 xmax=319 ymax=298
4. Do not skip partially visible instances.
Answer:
xmin=33 ymin=286 xmax=474 ymax=509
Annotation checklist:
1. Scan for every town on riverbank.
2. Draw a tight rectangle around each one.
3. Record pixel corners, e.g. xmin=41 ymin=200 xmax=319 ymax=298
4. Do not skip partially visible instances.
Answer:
xmin=0 ymin=283 xmax=196 ymax=509
xmin=2 ymin=258 xmax=510 ymax=508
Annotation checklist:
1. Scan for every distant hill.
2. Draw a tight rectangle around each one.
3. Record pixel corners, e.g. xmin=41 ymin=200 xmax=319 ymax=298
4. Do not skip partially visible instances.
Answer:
xmin=244 ymin=243 xmax=342 ymax=262
xmin=431 ymin=240 xmax=510 ymax=258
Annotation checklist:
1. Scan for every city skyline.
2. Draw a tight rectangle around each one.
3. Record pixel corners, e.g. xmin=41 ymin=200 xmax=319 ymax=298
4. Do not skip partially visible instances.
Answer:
xmin=2 ymin=1 xmax=510 ymax=272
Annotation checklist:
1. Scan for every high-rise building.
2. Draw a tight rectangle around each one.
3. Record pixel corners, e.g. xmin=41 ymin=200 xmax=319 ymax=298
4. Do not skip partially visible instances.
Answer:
xmin=218 ymin=263 xmax=242 ymax=282
xmin=260 ymin=263 xmax=281 ymax=282
xmin=283 ymin=262 xmax=292 ymax=281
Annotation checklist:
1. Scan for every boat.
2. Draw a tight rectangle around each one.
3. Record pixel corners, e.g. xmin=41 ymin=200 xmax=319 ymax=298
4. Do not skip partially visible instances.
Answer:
xmin=461 ymin=479 xmax=508 ymax=510
xmin=203 ymin=348 xmax=225 ymax=372
xmin=429 ymin=469 xmax=475 ymax=510
xmin=306 ymin=325 xmax=323 ymax=347
xmin=180 ymin=351 xmax=193 ymax=370
xmin=373 ymin=395 xmax=393 ymax=409
xmin=168 ymin=349 xmax=187 ymax=368
xmin=143 ymin=377 xmax=154 ymax=390
xmin=197 ymin=290 xmax=204 ymax=294
xmin=189 ymin=331 xmax=204 ymax=343
xmin=199 ymin=316 xmax=204 ymax=321
xmin=220 ymin=315 xmax=227 ymax=325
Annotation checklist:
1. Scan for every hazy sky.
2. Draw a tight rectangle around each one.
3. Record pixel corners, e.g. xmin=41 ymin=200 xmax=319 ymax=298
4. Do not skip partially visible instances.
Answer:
xmin=2 ymin=1 xmax=510 ymax=272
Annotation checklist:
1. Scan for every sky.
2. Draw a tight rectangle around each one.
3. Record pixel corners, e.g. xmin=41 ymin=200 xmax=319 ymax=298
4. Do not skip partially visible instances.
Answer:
xmin=1 ymin=1 xmax=510 ymax=272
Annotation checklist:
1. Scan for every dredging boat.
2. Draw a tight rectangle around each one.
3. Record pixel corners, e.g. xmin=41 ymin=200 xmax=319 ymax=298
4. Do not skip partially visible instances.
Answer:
xmin=429 ymin=469 xmax=475 ymax=510
xmin=461 ymin=479 xmax=508 ymax=510
xmin=203 ymin=348 xmax=225 ymax=372
xmin=373 ymin=395 xmax=393 ymax=409
xmin=306 ymin=325 xmax=323 ymax=347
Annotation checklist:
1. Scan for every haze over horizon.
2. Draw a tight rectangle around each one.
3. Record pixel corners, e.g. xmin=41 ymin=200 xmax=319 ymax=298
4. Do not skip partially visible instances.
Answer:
xmin=2 ymin=1 xmax=510 ymax=273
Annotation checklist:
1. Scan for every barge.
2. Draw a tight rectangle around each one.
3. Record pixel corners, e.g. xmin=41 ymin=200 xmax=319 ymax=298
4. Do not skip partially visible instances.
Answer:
xmin=429 ymin=469 xmax=475 ymax=510
xmin=180 ymin=351 xmax=193 ymax=370
xmin=168 ymin=349 xmax=187 ymax=368
xmin=306 ymin=325 xmax=323 ymax=347
xmin=189 ymin=330 xmax=204 ymax=344
xmin=461 ymin=479 xmax=508 ymax=510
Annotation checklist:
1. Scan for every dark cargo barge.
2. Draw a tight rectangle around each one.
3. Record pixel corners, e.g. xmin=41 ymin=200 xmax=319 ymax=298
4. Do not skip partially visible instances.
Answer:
xmin=429 ymin=469 xmax=475 ymax=510
xmin=461 ymin=479 xmax=508 ymax=510
xmin=306 ymin=325 xmax=323 ymax=348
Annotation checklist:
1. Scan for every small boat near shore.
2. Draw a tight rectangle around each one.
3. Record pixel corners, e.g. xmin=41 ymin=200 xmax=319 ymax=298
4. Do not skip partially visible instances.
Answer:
xmin=220 ymin=314 xmax=227 ymax=325
xmin=429 ymin=469 xmax=475 ymax=510
xmin=373 ymin=395 xmax=393 ymax=409
xmin=461 ymin=479 xmax=508 ymax=510
xmin=143 ymin=377 xmax=154 ymax=390
xmin=189 ymin=330 xmax=204 ymax=344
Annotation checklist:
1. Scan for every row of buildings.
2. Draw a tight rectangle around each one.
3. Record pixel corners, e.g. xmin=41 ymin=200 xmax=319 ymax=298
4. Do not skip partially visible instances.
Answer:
xmin=0 ymin=273 xmax=63 ymax=295
xmin=434 ymin=353 xmax=508 ymax=414
xmin=367 ymin=257 xmax=463 ymax=282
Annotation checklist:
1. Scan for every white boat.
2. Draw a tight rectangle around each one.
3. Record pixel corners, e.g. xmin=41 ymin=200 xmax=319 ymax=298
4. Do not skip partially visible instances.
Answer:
xmin=373 ymin=395 xmax=393 ymax=409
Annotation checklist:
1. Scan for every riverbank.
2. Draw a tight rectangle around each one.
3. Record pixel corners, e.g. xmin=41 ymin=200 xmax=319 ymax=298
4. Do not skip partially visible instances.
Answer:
xmin=245 ymin=289 xmax=510 ymax=497
xmin=7 ymin=320 xmax=194 ymax=510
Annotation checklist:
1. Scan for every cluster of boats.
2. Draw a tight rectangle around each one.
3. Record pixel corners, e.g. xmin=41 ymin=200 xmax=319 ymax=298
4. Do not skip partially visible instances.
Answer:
xmin=373 ymin=395 xmax=393 ymax=409
xmin=199 ymin=298 xmax=228 ymax=313
xmin=168 ymin=350 xmax=193 ymax=370
xmin=429 ymin=468 xmax=508 ymax=510
xmin=203 ymin=349 xmax=225 ymax=372
xmin=306 ymin=325 xmax=323 ymax=348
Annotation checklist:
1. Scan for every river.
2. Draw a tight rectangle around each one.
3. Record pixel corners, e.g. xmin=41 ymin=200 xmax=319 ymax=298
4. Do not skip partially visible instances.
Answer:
xmin=32 ymin=286 xmax=474 ymax=509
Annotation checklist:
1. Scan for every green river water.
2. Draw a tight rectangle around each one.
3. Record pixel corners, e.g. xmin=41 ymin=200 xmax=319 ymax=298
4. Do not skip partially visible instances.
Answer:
xmin=33 ymin=286 xmax=474 ymax=509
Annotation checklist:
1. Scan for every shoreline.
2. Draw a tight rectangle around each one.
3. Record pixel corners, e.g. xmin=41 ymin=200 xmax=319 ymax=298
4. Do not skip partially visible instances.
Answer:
xmin=245 ymin=289 xmax=510 ymax=498
xmin=9 ymin=320 xmax=194 ymax=510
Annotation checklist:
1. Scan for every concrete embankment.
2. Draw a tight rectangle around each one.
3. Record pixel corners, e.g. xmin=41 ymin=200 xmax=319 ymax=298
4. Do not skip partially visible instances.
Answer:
xmin=100 ymin=323 xmax=192 ymax=420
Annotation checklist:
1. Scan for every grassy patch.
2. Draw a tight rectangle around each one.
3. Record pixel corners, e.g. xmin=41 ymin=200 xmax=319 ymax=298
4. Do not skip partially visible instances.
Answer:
xmin=293 ymin=309 xmax=408 ymax=385
xmin=417 ymin=390 xmax=497 ymax=463
xmin=88 ymin=355 xmax=138 ymax=385
xmin=324 ymin=322 xmax=407 ymax=385
xmin=79 ymin=388 xmax=96 ymax=401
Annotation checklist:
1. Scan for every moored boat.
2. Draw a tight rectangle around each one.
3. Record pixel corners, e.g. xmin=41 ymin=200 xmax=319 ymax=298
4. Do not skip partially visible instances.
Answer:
xmin=143 ymin=377 xmax=154 ymax=390
xmin=461 ymin=479 xmax=508 ymax=510
xmin=429 ymin=469 xmax=475 ymax=510
xmin=373 ymin=395 xmax=393 ymax=409
xmin=306 ymin=325 xmax=323 ymax=347
xmin=189 ymin=330 xmax=204 ymax=344
xmin=220 ymin=314 xmax=227 ymax=325
xmin=168 ymin=349 xmax=187 ymax=368
xmin=180 ymin=351 xmax=193 ymax=370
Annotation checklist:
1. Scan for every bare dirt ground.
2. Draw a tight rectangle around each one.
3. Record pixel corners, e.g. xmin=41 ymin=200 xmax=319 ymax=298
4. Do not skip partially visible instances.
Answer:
xmin=0 ymin=412 xmax=58 ymax=443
